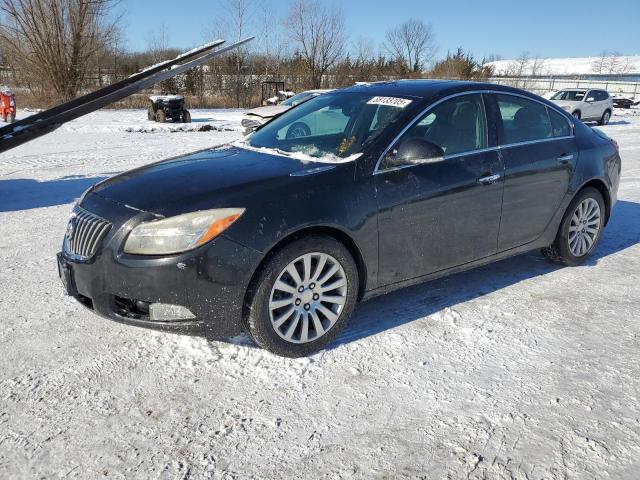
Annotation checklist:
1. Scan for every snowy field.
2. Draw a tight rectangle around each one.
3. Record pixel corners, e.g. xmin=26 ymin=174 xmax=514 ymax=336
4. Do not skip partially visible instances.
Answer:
xmin=1 ymin=107 xmax=640 ymax=479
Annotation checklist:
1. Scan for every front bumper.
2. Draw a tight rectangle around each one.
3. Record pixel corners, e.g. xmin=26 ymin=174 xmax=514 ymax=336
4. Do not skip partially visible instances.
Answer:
xmin=58 ymin=193 xmax=263 ymax=338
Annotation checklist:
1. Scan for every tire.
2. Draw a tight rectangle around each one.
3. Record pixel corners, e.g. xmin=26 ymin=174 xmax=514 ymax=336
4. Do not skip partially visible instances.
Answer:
xmin=246 ymin=235 xmax=358 ymax=357
xmin=572 ymin=111 xmax=581 ymax=120
xmin=182 ymin=109 xmax=191 ymax=123
xmin=542 ymin=187 xmax=605 ymax=266
xmin=147 ymin=107 xmax=155 ymax=121
xmin=598 ymin=109 xmax=611 ymax=126
xmin=155 ymin=110 xmax=166 ymax=123
xmin=285 ymin=122 xmax=311 ymax=139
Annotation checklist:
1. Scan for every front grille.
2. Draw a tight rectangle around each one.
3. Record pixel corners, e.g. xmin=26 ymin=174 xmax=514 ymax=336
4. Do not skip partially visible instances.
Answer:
xmin=64 ymin=206 xmax=112 ymax=259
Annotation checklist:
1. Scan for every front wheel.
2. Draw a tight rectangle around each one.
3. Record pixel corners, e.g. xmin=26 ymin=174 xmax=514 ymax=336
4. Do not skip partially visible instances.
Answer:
xmin=285 ymin=122 xmax=311 ymax=139
xmin=246 ymin=236 xmax=358 ymax=357
xmin=572 ymin=111 xmax=581 ymax=120
xmin=155 ymin=110 xmax=166 ymax=123
xmin=542 ymin=187 xmax=605 ymax=266
xmin=182 ymin=109 xmax=191 ymax=123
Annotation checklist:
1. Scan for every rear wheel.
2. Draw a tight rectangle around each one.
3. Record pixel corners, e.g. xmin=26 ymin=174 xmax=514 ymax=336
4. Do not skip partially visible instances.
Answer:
xmin=155 ymin=110 xmax=166 ymax=123
xmin=598 ymin=109 xmax=611 ymax=126
xmin=542 ymin=187 xmax=605 ymax=266
xmin=246 ymin=236 xmax=358 ymax=357
xmin=182 ymin=109 xmax=191 ymax=123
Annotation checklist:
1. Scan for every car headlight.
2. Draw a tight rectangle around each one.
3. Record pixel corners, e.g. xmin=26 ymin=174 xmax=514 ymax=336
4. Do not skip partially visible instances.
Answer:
xmin=123 ymin=208 xmax=245 ymax=255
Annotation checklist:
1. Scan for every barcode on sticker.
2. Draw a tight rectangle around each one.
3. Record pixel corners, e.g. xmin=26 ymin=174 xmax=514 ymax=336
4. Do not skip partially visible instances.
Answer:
xmin=367 ymin=96 xmax=412 ymax=108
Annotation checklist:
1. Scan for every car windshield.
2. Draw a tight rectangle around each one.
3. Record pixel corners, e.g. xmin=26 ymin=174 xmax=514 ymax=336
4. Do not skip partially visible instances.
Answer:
xmin=280 ymin=92 xmax=316 ymax=107
xmin=242 ymin=92 xmax=415 ymax=162
xmin=551 ymin=90 xmax=586 ymax=101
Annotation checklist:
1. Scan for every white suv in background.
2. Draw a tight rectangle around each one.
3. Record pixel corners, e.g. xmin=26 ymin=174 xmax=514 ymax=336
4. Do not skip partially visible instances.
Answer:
xmin=550 ymin=89 xmax=613 ymax=125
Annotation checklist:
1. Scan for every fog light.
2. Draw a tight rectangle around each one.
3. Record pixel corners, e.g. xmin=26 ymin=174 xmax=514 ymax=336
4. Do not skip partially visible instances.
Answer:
xmin=149 ymin=303 xmax=196 ymax=321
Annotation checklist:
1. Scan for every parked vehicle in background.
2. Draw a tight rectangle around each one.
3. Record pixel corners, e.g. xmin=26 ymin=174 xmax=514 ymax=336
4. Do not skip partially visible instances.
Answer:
xmin=241 ymin=89 xmax=332 ymax=134
xmin=612 ymin=95 xmax=638 ymax=109
xmin=550 ymin=88 xmax=613 ymax=124
xmin=0 ymin=86 xmax=16 ymax=123
xmin=148 ymin=95 xmax=191 ymax=123
xmin=58 ymin=80 xmax=621 ymax=357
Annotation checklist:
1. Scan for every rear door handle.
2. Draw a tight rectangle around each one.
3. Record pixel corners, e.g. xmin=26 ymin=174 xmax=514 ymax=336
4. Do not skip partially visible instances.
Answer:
xmin=477 ymin=173 xmax=501 ymax=185
xmin=557 ymin=154 xmax=574 ymax=164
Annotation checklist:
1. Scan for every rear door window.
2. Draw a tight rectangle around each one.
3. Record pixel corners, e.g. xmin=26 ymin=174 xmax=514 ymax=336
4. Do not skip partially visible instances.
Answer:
xmin=547 ymin=108 xmax=571 ymax=138
xmin=496 ymin=94 xmax=553 ymax=145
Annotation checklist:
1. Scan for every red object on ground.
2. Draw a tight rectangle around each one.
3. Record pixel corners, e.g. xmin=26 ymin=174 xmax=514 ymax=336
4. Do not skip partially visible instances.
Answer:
xmin=1 ymin=87 xmax=16 ymax=123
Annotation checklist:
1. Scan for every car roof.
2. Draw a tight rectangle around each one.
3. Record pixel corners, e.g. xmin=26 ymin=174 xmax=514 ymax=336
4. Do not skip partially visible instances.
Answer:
xmin=336 ymin=79 xmax=535 ymax=100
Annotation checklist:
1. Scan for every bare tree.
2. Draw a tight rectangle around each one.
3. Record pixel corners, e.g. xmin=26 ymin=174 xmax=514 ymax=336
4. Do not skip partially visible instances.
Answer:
xmin=207 ymin=0 xmax=256 ymax=107
xmin=0 ymin=0 xmax=121 ymax=103
xmin=592 ymin=50 xmax=609 ymax=75
xmin=257 ymin=1 xmax=288 ymax=78
xmin=285 ymin=0 xmax=346 ymax=89
xmin=385 ymin=19 xmax=436 ymax=75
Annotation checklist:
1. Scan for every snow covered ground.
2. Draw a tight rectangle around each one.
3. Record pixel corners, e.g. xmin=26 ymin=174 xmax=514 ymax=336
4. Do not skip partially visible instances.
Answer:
xmin=1 ymin=107 xmax=640 ymax=479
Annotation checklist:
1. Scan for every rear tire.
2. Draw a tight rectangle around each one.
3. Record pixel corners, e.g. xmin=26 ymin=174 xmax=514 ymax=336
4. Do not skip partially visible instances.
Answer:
xmin=155 ymin=110 xmax=166 ymax=123
xmin=598 ymin=109 xmax=611 ymax=126
xmin=246 ymin=236 xmax=358 ymax=357
xmin=542 ymin=187 xmax=605 ymax=266
xmin=182 ymin=109 xmax=191 ymax=123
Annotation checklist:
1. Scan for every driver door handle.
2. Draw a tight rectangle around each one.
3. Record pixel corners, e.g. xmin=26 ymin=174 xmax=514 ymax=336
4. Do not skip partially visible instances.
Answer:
xmin=477 ymin=173 xmax=501 ymax=185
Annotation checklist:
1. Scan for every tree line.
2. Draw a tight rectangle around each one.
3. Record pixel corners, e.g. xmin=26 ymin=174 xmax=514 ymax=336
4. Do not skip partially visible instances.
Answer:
xmin=0 ymin=0 xmax=500 ymax=109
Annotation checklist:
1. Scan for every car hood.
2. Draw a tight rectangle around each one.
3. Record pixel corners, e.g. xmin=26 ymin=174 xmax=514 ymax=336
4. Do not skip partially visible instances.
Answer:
xmin=244 ymin=105 xmax=290 ymax=119
xmin=91 ymin=146 xmax=310 ymax=216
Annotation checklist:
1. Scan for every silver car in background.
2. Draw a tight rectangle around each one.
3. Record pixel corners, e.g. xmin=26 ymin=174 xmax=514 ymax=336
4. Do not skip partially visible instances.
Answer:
xmin=550 ymin=88 xmax=613 ymax=125
xmin=241 ymin=89 xmax=332 ymax=134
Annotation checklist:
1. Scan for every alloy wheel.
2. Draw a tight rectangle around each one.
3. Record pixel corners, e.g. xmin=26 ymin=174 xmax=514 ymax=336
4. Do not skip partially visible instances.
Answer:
xmin=269 ymin=252 xmax=348 ymax=344
xmin=568 ymin=198 xmax=601 ymax=257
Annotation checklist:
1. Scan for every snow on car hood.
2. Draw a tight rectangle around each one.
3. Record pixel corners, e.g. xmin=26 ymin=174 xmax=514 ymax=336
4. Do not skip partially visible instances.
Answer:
xmin=243 ymin=105 xmax=290 ymax=119
xmin=233 ymin=139 xmax=362 ymax=164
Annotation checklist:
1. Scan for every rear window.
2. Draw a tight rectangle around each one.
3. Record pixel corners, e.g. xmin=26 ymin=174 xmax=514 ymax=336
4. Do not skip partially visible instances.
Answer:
xmin=496 ymin=94 xmax=552 ymax=144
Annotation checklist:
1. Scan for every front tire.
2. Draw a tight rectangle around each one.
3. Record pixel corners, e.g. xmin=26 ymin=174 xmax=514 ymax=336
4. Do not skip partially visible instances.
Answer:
xmin=246 ymin=236 xmax=358 ymax=357
xmin=542 ymin=187 xmax=605 ymax=266
xmin=285 ymin=122 xmax=311 ymax=139
xmin=598 ymin=109 xmax=611 ymax=125
xmin=572 ymin=111 xmax=581 ymax=120
xmin=155 ymin=110 xmax=166 ymax=123
xmin=182 ymin=109 xmax=191 ymax=123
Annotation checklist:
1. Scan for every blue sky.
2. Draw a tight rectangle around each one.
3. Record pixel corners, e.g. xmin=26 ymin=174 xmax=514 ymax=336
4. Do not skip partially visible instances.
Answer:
xmin=118 ymin=0 xmax=640 ymax=59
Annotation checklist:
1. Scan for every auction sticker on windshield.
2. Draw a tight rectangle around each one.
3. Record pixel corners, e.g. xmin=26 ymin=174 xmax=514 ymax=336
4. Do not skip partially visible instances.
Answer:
xmin=367 ymin=96 xmax=412 ymax=108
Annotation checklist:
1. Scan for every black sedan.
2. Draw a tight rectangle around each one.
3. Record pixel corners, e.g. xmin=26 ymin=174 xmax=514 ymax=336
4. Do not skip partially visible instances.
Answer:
xmin=58 ymin=80 xmax=621 ymax=357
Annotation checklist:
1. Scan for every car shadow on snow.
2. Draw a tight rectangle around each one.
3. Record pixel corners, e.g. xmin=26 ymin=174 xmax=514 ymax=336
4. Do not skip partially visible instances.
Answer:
xmin=327 ymin=199 xmax=640 ymax=349
xmin=0 ymin=175 xmax=107 ymax=212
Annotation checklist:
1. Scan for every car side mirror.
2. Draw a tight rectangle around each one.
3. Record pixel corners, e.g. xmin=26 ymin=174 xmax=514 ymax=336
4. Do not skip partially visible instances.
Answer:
xmin=385 ymin=138 xmax=445 ymax=168
xmin=586 ymin=96 xmax=596 ymax=103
